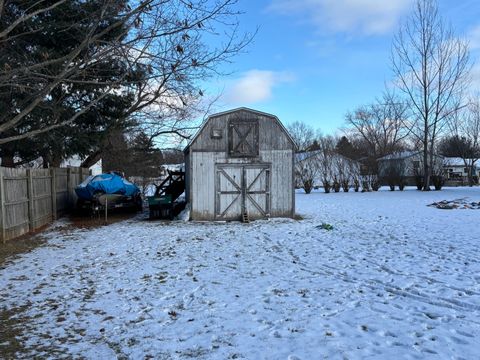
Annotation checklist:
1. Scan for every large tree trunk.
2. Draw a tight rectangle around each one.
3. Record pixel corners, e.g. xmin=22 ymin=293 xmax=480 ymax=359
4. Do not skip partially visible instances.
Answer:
xmin=468 ymin=164 xmax=474 ymax=187
xmin=41 ymin=155 xmax=50 ymax=168
xmin=422 ymin=133 xmax=430 ymax=191
xmin=427 ymin=142 xmax=437 ymax=190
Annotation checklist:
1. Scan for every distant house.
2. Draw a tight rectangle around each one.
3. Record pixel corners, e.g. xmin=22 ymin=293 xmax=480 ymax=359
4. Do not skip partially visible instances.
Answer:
xmin=357 ymin=156 xmax=376 ymax=176
xmin=62 ymin=156 xmax=102 ymax=175
xmin=377 ymin=151 xmax=444 ymax=186
xmin=443 ymin=157 xmax=480 ymax=184
xmin=295 ymin=150 xmax=360 ymax=188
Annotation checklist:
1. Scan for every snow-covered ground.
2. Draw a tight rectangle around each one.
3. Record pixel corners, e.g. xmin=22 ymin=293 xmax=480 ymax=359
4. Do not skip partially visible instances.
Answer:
xmin=1 ymin=187 xmax=480 ymax=359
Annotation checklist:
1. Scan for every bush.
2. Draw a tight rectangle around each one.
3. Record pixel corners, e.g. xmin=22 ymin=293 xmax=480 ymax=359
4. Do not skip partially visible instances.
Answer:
xmin=361 ymin=179 xmax=370 ymax=192
xmin=431 ymin=175 xmax=444 ymax=191
xmin=384 ymin=162 xmax=404 ymax=193
xmin=370 ymin=178 xmax=380 ymax=191
xmin=333 ymin=179 xmax=340 ymax=193
xmin=415 ymin=176 xmax=423 ymax=190
xmin=303 ymin=179 xmax=314 ymax=194
xmin=341 ymin=179 xmax=350 ymax=192
xmin=323 ymin=180 xmax=331 ymax=193
xmin=353 ymin=178 xmax=360 ymax=192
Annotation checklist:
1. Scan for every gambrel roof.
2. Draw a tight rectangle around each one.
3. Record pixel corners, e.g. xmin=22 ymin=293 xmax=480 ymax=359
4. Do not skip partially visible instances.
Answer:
xmin=184 ymin=107 xmax=297 ymax=152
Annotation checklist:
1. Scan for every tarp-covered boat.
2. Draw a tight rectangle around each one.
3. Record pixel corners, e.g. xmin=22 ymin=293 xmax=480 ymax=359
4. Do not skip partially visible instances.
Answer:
xmin=75 ymin=172 xmax=142 ymax=212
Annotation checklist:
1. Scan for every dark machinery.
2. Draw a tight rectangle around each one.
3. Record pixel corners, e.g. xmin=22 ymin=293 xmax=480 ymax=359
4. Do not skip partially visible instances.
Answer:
xmin=147 ymin=170 xmax=186 ymax=219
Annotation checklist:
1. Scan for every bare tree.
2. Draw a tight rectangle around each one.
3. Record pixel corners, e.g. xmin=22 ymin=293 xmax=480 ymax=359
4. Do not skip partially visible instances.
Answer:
xmin=335 ymin=155 xmax=349 ymax=192
xmin=345 ymin=92 xmax=410 ymax=160
xmin=317 ymin=135 xmax=336 ymax=193
xmin=391 ymin=0 xmax=471 ymax=190
xmin=0 ymin=0 xmax=251 ymax=146
xmin=287 ymin=121 xmax=315 ymax=152
xmin=288 ymin=121 xmax=323 ymax=193
xmin=294 ymin=152 xmax=320 ymax=194
xmin=381 ymin=159 xmax=406 ymax=191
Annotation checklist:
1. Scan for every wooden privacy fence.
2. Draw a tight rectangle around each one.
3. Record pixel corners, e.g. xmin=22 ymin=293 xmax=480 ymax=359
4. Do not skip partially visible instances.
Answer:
xmin=0 ymin=167 xmax=91 ymax=243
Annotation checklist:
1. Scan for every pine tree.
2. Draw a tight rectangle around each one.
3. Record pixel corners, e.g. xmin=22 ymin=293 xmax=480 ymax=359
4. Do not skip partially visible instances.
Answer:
xmin=0 ymin=0 xmax=144 ymax=166
xmin=336 ymin=136 xmax=359 ymax=160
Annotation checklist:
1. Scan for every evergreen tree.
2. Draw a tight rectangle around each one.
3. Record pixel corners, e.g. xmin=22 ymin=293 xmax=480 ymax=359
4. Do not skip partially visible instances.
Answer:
xmin=336 ymin=136 xmax=360 ymax=160
xmin=127 ymin=132 xmax=164 ymax=178
xmin=0 ymin=0 xmax=143 ymax=166
xmin=438 ymin=136 xmax=476 ymax=158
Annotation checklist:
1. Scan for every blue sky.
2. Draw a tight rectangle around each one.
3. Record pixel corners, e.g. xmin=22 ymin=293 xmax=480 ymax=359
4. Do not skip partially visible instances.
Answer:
xmin=206 ymin=0 xmax=480 ymax=135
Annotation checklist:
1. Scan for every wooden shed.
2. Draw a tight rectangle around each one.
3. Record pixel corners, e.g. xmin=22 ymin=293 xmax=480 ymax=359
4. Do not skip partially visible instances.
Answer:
xmin=184 ymin=107 xmax=296 ymax=221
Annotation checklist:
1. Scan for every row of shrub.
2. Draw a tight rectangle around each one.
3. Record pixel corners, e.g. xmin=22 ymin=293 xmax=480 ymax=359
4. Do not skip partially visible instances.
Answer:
xmin=308 ymin=176 xmax=380 ymax=193
xmin=302 ymin=175 xmax=447 ymax=193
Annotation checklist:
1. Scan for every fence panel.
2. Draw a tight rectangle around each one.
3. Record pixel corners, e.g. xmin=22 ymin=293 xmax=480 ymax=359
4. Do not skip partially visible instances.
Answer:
xmin=31 ymin=169 xmax=53 ymax=230
xmin=0 ymin=166 xmax=90 ymax=243
xmin=1 ymin=168 xmax=29 ymax=242
xmin=56 ymin=168 xmax=69 ymax=216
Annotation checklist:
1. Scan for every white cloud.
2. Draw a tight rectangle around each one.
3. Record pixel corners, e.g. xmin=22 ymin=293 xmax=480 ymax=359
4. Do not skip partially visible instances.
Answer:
xmin=268 ymin=0 xmax=413 ymax=36
xmin=225 ymin=70 xmax=294 ymax=104
xmin=467 ymin=25 xmax=480 ymax=50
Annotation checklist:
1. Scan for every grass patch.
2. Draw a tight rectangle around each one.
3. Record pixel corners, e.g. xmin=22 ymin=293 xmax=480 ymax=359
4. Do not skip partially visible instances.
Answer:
xmin=293 ymin=214 xmax=305 ymax=221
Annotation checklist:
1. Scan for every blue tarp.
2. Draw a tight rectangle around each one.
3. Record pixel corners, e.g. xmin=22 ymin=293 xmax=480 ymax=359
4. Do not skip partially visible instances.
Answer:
xmin=75 ymin=172 xmax=140 ymax=200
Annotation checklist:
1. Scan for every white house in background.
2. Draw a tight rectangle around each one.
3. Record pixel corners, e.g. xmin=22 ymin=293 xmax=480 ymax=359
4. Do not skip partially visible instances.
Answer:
xmin=61 ymin=155 xmax=102 ymax=175
xmin=295 ymin=151 xmax=360 ymax=187
xmin=377 ymin=151 xmax=444 ymax=185
xmin=160 ymin=163 xmax=184 ymax=178
xmin=443 ymin=157 xmax=480 ymax=183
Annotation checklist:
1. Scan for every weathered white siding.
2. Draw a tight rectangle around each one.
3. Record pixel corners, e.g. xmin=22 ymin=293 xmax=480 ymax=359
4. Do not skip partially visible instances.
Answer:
xmin=261 ymin=150 xmax=294 ymax=217
xmin=190 ymin=151 xmax=220 ymax=220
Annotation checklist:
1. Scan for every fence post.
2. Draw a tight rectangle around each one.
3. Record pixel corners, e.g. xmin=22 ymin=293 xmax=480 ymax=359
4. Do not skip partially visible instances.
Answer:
xmin=0 ymin=168 xmax=5 ymax=243
xmin=51 ymin=168 xmax=57 ymax=221
xmin=27 ymin=169 xmax=34 ymax=232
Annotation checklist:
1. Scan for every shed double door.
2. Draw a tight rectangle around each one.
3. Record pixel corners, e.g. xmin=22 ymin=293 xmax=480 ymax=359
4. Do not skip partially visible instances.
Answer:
xmin=215 ymin=164 xmax=270 ymax=220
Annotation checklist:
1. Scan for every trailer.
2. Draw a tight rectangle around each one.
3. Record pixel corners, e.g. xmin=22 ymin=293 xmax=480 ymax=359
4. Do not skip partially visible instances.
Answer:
xmin=75 ymin=172 xmax=142 ymax=214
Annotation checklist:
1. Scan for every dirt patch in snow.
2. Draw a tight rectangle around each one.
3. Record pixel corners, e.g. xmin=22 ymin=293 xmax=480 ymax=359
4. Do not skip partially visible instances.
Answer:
xmin=428 ymin=198 xmax=480 ymax=210
xmin=0 ymin=233 xmax=46 ymax=268
xmin=67 ymin=209 xmax=140 ymax=229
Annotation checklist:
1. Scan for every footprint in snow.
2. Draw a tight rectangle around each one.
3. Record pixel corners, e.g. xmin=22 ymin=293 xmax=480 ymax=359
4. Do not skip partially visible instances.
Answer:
xmin=449 ymin=336 xmax=469 ymax=345
xmin=270 ymin=330 xmax=281 ymax=338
